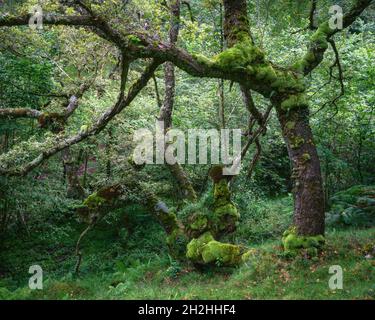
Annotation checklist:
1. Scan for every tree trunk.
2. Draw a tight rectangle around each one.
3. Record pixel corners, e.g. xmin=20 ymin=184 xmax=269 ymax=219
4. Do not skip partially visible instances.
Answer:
xmin=62 ymin=148 xmax=85 ymax=200
xmin=158 ymin=0 xmax=197 ymax=202
xmin=276 ymin=106 xmax=325 ymax=236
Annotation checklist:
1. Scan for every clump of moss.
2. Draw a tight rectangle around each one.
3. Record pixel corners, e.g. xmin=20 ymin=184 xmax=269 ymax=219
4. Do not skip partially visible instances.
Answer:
xmin=214 ymin=203 xmax=239 ymax=218
xmin=192 ymin=53 xmax=215 ymax=67
xmin=201 ymin=240 xmax=242 ymax=265
xmin=186 ymin=232 xmax=243 ymax=266
xmin=292 ymin=22 xmax=331 ymax=74
xmin=310 ymin=22 xmax=331 ymax=49
xmin=166 ymin=228 xmax=188 ymax=260
xmin=290 ymin=135 xmax=305 ymax=149
xmin=213 ymin=39 xmax=264 ymax=71
xmin=83 ymin=192 xmax=106 ymax=209
xmin=281 ymin=94 xmax=308 ymax=110
xmin=193 ymin=36 xmax=264 ymax=73
xmin=270 ymin=71 xmax=305 ymax=93
xmin=186 ymin=231 xmax=215 ymax=262
xmin=241 ymin=249 xmax=257 ymax=263
xmin=282 ymin=226 xmax=325 ymax=257
xmin=211 ymin=178 xmax=240 ymax=236
xmin=252 ymin=64 xmax=278 ymax=82
xmin=301 ymin=153 xmax=311 ymax=163
xmin=285 ymin=121 xmax=296 ymax=130
xmin=156 ymin=209 xmax=179 ymax=232
xmin=189 ymin=214 xmax=208 ymax=231
xmin=127 ymin=35 xmax=143 ymax=46
xmin=213 ymin=179 xmax=231 ymax=205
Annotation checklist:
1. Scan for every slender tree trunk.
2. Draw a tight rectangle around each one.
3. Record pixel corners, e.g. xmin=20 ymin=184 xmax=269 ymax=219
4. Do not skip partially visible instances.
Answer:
xmin=217 ymin=3 xmax=226 ymax=129
xmin=158 ymin=0 xmax=197 ymax=201
xmin=106 ymin=128 xmax=113 ymax=179
xmin=276 ymin=106 xmax=325 ymax=236
xmin=62 ymin=148 xmax=85 ymax=199
xmin=83 ymin=152 xmax=89 ymax=188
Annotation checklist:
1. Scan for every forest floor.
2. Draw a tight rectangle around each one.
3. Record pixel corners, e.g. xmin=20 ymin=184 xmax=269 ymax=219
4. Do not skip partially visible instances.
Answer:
xmin=0 ymin=197 xmax=374 ymax=300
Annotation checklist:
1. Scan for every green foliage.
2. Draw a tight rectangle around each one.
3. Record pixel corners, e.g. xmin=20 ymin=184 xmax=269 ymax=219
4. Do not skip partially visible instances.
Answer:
xmin=326 ymin=185 xmax=375 ymax=227
xmin=0 ymin=0 xmax=374 ymax=301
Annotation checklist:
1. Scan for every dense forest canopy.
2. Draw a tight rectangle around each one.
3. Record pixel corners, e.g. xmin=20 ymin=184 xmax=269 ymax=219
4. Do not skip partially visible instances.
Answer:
xmin=0 ymin=0 xmax=374 ymax=300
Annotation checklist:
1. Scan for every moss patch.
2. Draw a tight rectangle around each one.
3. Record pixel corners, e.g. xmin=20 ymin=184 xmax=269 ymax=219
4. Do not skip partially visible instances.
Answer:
xmin=290 ymin=135 xmax=305 ymax=149
xmin=301 ymin=153 xmax=311 ymax=163
xmin=281 ymin=94 xmax=308 ymax=110
xmin=186 ymin=232 xmax=243 ymax=266
xmin=186 ymin=232 xmax=215 ymax=262
xmin=83 ymin=192 xmax=106 ymax=209
xmin=213 ymin=39 xmax=264 ymax=71
xmin=282 ymin=227 xmax=325 ymax=257
xmin=201 ymin=241 xmax=241 ymax=266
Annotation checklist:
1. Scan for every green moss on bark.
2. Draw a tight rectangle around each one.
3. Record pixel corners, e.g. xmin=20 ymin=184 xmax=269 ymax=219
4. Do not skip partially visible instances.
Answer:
xmin=83 ymin=192 xmax=106 ymax=209
xmin=290 ymin=135 xmax=305 ymax=149
xmin=186 ymin=232 xmax=244 ymax=266
xmin=282 ymin=226 xmax=325 ymax=257
xmin=281 ymin=94 xmax=308 ymax=110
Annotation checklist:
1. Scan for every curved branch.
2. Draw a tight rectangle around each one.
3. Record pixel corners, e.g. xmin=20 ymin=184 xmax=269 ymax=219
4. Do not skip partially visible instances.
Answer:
xmin=293 ymin=0 xmax=373 ymax=75
xmin=0 ymin=59 xmax=160 ymax=176
xmin=0 ymin=83 xmax=89 ymax=125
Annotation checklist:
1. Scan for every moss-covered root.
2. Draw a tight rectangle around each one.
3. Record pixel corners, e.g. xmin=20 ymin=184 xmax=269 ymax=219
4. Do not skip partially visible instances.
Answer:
xmin=282 ymin=226 xmax=325 ymax=257
xmin=186 ymin=232 xmax=249 ymax=266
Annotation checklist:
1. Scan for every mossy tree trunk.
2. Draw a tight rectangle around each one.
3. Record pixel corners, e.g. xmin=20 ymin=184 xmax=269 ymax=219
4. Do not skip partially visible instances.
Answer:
xmin=276 ymin=105 xmax=325 ymax=236
xmin=223 ymin=0 xmax=325 ymax=237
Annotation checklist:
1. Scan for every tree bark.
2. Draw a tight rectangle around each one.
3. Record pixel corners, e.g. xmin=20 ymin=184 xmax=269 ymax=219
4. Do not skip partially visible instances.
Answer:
xmin=158 ymin=0 xmax=197 ymax=201
xmin=276 ymin=105 xmax=325 ymax=236
xmin=62 ymin=148 xmax=85 ymax=200
xmin=222 ymin=0 xmax=326 ymax=237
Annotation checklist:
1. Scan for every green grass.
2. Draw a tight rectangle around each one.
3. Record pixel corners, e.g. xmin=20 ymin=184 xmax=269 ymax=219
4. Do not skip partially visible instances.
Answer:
xmin=0 ymin=195 xmax=374 ymax=300
xmin=1 ymin=227 xmax=374 ymax=300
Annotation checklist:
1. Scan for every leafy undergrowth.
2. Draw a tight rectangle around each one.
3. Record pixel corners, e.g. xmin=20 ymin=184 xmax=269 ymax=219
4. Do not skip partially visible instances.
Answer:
xmin=0 ymin=193 xmax=373 ymax=300
xmin=0 ymin=225 xmax=374 ymax=300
